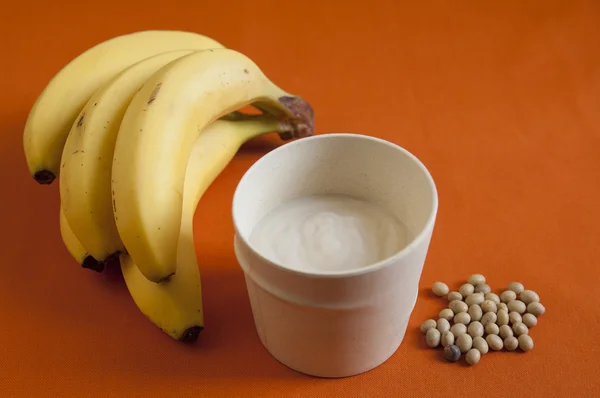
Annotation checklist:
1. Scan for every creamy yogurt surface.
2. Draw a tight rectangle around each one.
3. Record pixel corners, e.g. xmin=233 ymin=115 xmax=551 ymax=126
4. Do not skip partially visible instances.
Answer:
xmin=249 ymin=194 xmax=410 ymax=273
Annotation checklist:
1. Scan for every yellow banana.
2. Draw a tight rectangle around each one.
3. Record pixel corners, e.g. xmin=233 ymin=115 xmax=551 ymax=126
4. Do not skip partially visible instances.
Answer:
xmin=112 ymin=48 xmax=314 ymax=282
xmin=59 ymin=50 xmax=194 ymax=263
xmin=23 ymin=30 xmax=224 ymax=184
xmin=59 ymin=206 xmax=104 ymax=272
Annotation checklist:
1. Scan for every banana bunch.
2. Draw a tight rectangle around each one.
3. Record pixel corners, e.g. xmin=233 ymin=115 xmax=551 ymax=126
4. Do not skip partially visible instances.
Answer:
xmin=24 ymin=30 xmax=314 ymax=341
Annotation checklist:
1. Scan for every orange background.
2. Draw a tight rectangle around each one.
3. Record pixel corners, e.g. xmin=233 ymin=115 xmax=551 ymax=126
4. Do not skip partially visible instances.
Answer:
xmin=1 ymin=0 xmax=599 ymax=396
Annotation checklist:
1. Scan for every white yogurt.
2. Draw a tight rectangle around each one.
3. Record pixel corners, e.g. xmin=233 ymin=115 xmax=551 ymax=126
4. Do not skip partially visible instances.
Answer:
xmin=249 ymin=194 xmax=410 ymax=273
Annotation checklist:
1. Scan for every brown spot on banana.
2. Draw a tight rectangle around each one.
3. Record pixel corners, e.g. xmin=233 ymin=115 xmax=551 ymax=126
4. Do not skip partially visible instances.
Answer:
xmin=158 ymin=272 xmax=175 ymax=283
xmin=76 ymin=113 xmax=85 ymax=127
xmin=147 ymin=82 xmax=162 ymax=105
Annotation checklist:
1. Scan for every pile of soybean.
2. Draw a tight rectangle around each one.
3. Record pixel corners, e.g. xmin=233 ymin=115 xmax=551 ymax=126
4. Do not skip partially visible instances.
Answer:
xmin=421 ymin=274 xmax=545 ymax=365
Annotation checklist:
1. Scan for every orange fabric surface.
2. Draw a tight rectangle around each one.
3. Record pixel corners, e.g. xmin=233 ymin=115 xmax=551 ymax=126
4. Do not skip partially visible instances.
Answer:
xmin=1 ymin=1 xmax=599 ymax=396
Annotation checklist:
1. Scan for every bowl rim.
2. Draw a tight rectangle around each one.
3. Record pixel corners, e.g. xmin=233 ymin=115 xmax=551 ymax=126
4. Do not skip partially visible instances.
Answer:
xmin=231 ymin=132 xmax=439 ymax=279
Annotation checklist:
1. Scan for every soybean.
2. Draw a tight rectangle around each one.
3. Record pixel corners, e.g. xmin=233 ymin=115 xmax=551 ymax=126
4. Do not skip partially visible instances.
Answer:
xmin=451 ymin=323 xmax=467 ymax=336
xmin=485 ymin=293 xmax=501 ymax=305
xmin=441 ymin=331 xmax=455 ymax=347
xmin=508 ymin=282 xmax=524 ymax=294
xmin=475 ymin=284 xmax=491 ymax=294
xmin=468 ymin=304 xmax=483 ymax=322
xmin=512 ymin=322 xmax=529 ymax=337
xmin=439 ymin=308 xmax=454 ymax=321
xmin=509 ymin=311 xmax=522 ymax=325
xmin=454 ymin=312 xmax=471 ymax=325
xmin=432 ymin=282 xmax=449 ymax=297
xmin=472 ymin=336 xmax=489 ymax=355
xmin=444 ymin=345 xmax=461 ymax=362
xmin=498 ymin=303 xmax=509 ymax=313
xmin=449 ymin=300 xmax=468 ymax=314
xmin=467 ymin=274 xmax=486 ymax=286
xmin=459 ymin=283 xmax=475 ymax=297
xmin=485 ymin=323 xmax=500 ymax=336
xmin=504 ymin=336 xmax=519 ymax=351
xmin=518 ymin=334 xmax=534 ymax=352
xmin=437 ymin=318 xmax=451 ymax=333
xmin=500 ymin=290 xmax=517 ymax=303
xmin=527 ymin=302 xmax=545 ymax=317
xmin=486 ymin=334 xmax=504 ymax=351
xmin=447 ymin=291 xmax=463 ymax=302
xmin=426 ymin=328 xmax=441 ymax=347
xmin=481 ymin=312 xmax=497 ymax=326
xmin=497 ymin=309 xmax=509 ymax=326
xmin=499 ymin=324 xmax=513 ymax=339
xmin=465 ymin=293 xmax=485 ymax=306
xmin=467 ymin=321 xmax=484 ymax=338
xmin=519 ymin=290 xmax=540 ymax=305
xmin=522 ymin=313 xmax=538 ymax=328
xmin=456 ymin=333 xmax=473 ymax=353
xmin=508 ymin=300 xmax=526 ymax=314
xmin=421 ymin=319 xmax=437 ymax=333
xmin=481 ymin=300 xmax=498 ymax=314
xmin=465 ymin=348 xmax=481 ymax=365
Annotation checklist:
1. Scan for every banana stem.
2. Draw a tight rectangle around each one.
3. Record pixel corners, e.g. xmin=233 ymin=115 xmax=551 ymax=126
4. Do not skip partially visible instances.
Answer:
xmin=253 ymin=96 xmax=314 ymax=140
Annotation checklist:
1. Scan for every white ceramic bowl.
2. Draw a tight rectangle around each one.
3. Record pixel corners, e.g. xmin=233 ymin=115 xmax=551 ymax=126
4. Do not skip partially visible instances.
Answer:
xmin=232 ymin=133 xmax=438 ymax=378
